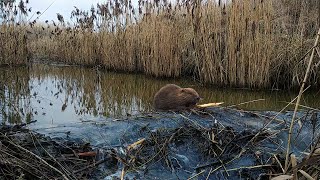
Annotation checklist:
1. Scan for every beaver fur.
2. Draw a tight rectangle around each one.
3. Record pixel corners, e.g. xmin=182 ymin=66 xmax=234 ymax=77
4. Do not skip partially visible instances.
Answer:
xmin=153 ymin=84 xmax=200 ymax=111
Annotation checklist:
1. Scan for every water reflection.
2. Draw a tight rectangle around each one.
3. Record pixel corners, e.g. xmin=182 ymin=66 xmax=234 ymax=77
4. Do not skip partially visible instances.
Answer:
xmin=0 ymin=64 xmax=319 ymax=126
xmin=0 ymin=67 xmax=32 ymax=124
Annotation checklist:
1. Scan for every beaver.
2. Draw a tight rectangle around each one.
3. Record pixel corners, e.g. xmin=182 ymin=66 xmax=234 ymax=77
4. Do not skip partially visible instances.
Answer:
xmin=153 ymin=84 xmax=201 ymax=111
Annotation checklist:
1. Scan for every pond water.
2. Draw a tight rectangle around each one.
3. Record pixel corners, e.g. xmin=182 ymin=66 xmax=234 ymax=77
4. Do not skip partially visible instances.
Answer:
xmin=0 ymin=63 xmax=319 ymax=126
xmin=1 ymin=64 xmax=319 ymax=179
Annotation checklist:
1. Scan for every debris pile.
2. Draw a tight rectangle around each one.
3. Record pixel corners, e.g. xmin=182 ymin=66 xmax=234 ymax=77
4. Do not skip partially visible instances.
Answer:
xmin=0 ymin=124 xmax=118 ymax=179
xmin=1 ymin=108 xmax=319 ymax=179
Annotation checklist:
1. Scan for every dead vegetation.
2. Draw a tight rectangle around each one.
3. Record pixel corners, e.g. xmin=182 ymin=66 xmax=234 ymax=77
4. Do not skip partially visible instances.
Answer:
xmin=1 ymin=1 xmax=320 ymax=179
xmin=122 ymin=124 xmax=271 ymax=177
xmin=1 ymin=0 xmax=320 ymax=89
xmin=0 ymin=0 xmax=29 ymax=65
xmin=0 ymin=105 xmax=319 ymax=179
xmin=0 ymin=123 xmax=118 ymax=179
xmin=0 ymin=25 xmax=28 ymax=66
xmin=118 ymin=108 xmax=320 ymax=179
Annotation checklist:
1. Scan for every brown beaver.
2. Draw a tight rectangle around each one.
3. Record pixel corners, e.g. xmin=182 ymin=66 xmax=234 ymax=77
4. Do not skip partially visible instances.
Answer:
xmin=153 ymin=84 xmax=201 ymax=111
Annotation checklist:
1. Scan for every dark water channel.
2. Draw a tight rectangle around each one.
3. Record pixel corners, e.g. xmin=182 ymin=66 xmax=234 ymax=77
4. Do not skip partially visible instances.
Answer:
xmin=1 ymin=64 xmax=320 ymax=179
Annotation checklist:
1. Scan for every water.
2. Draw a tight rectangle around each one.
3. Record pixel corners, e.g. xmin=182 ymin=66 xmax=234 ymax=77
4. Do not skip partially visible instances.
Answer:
xmin=0 ymin=63 xmax=319 ymax=126
xmin=1 ymin=64 xmax=319 ymax=179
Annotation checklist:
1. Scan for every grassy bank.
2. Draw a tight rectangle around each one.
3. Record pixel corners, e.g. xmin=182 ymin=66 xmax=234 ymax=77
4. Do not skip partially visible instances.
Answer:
xmin=1 ymin=0 xmax=320 ymax=89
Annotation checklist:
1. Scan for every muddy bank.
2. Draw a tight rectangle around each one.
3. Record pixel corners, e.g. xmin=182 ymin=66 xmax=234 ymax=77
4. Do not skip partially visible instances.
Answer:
xmin=2 ymin=107 xmax=317 ymax=179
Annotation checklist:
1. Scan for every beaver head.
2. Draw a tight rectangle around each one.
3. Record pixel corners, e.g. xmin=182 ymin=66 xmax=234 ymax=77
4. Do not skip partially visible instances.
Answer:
xmin=178 ymin=88 xmax=201 ymax=108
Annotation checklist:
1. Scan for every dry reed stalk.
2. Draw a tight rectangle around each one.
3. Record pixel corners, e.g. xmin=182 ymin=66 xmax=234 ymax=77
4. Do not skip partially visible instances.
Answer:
xmin=4 ymin=135 xmax=70 ymax=180
xmin=270 ymin=175 xmax=294 ymax=180
xmin=298 ymin=170 xmax=315 ymax=180
xmin=187 ymin=170 xmax=206 ymax=180
xmin=4 ymin=0 xmax=320 ymax=89
xmin=120 ymin=166 xmax=126 ymax=180
xmin=273 ymin=154 xmax=285 ymax=173
xmin=227 ymin=98 xmax=265 ymax=108
xmin=0 ymin=25 xmax=28 ymax=65
xmin=284 ymin=28 xmax=320 ymax=172
xmin=225 ymin=164 xmax=273 ymax=172
xmin=290 ymin=154 xmax=298 ymax=180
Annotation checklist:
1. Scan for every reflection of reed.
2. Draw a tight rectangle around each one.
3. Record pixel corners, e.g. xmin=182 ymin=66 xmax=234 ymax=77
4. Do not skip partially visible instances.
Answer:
xmin=200 ymin=88 xmax=320 ymax=111
xmin=0 ymin=67 xmax=31 ymax=124
xmin=31 ymin=65 xmax=320 ymax=118
xmin=30 ymin=64 xmax=164 ymax=117
xmin=1 ymin=65 xmax=319 ymax=124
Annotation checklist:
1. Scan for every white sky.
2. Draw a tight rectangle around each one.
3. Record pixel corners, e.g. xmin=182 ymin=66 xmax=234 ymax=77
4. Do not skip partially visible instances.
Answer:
xmin=27 ymin=0 xmax=138 ymax=22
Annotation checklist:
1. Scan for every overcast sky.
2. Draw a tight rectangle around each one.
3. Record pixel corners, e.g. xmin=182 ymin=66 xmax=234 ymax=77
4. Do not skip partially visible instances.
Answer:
xmin=27 ymin=0 xmax=138 ymax=22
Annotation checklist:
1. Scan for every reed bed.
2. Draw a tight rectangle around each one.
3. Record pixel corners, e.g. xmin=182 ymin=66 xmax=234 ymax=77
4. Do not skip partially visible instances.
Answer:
xmin=1 ymin=0 xmax=320 ymax=89
xmin=0 ymin=25 xmax=28 ymax=65
xmin=0 ymin=0 xmax=30 ymax=65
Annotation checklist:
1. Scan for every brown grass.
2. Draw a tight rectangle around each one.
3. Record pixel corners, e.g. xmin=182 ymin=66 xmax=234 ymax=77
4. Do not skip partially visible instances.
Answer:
xmin=0 ymin=0 xmax=29 ymax=66
xmin=0 ymin=25 xmax=28 ymax=65
xmin=1 ymin=0 xmax=320 ymax=89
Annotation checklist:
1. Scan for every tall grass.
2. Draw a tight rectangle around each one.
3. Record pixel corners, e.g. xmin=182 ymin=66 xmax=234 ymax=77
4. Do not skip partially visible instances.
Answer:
xmin=2 ymin=0 xmax=320 ymax=89
xmin=0 ymin=0 xmax=29 ymax=66
xmin=0 ymin=24 xmax=28 ymax=66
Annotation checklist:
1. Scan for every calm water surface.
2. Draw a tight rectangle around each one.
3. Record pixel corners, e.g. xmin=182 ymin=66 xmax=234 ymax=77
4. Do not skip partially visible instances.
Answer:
xmin=1 ymin=64 xmax=319 ymax=179
xmin=1 ymin=64 xmax=319 ymax=126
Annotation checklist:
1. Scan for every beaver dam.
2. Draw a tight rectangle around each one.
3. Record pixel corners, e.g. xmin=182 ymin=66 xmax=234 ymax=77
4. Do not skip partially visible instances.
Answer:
xmin=1 ymin=105 xmax=320 ymax=179
xmin=0 ymin=64 xmax=320 ymax=179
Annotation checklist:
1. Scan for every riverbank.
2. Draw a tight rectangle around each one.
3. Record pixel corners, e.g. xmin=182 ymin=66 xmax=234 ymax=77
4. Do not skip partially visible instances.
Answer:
xmin=1 ymin=0 xmax=320 ymax=89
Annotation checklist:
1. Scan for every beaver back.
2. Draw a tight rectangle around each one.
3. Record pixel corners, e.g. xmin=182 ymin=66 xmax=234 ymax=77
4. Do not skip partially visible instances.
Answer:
xmin=153 ymin=84 xmax=200 ymax=110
